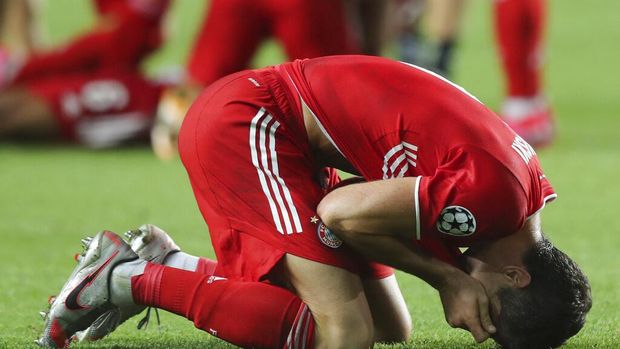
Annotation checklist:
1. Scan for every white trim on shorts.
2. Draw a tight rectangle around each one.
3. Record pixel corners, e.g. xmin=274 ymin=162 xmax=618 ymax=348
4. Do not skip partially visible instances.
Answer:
xmin=249 ymin=108 xmax=303 ymax=235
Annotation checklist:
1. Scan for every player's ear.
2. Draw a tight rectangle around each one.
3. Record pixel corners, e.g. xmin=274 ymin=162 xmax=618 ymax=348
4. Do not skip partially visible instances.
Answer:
xmin=502 ymin=266 xmax=531 ymax=288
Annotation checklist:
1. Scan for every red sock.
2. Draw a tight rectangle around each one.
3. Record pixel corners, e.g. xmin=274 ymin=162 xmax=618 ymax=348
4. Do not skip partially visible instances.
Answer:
xmin=494 ymin=0 xmax=546 ymax=97
xmin=195 ymin=257 xmax=218 ymax=275
xmin=132 ymin=263 xmax=314 ymax=349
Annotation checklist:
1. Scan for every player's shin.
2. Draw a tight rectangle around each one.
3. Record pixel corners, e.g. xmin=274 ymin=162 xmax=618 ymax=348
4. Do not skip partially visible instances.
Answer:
xmin=494 ymin=0 xmax=545 ymax=98
xmin=131 ymin=263 xmax=315 ymax=349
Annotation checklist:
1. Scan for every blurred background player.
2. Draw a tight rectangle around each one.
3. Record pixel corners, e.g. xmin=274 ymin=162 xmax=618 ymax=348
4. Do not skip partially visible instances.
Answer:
xmin=395 ymin=0 xmax=466 ymax=78
xmin=344 ymin=0 xmax=390 ymax=56
xmin=0 ymin=0 xmax=41 ymax=80
xmin=0 ymin=0 xmax=169 ymax=148
xmin=152 ymin=0 xmax=359 ymax=159
xmin=187 ymin=0 xmax=357 ymax=87
xmin=495 ymin=0 xmax=553 ymax=148
xmin=393 ymin=0 xmax=553 ymax=147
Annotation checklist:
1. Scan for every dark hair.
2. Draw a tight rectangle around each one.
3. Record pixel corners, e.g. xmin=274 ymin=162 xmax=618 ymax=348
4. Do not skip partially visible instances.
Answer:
xmin=493 ymin=238 xmax=592 ymax=349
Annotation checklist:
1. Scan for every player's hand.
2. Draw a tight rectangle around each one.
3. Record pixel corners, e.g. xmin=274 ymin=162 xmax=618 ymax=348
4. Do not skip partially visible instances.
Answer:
xmin=437 ymin=270 xmax=496 ymax=343
xmin=151 ymin=84 xmax=201 ymax=160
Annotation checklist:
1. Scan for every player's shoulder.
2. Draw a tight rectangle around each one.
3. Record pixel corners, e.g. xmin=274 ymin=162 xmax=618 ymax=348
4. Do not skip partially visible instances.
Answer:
xmin=418 ymin=144 xmax=531 ymax=245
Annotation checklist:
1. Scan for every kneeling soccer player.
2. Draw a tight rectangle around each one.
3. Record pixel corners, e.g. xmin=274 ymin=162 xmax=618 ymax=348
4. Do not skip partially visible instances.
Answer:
xmin=39 ymin=55 xmax=591 ymax=349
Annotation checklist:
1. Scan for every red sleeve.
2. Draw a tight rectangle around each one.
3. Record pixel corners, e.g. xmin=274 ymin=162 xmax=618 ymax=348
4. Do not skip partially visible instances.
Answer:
xmin=14 ymin=28 xmax=115 ymax=82
xmin=14 ymin=1 xmax=166 ymax=83
xmin=415 ymin=146 xmax=529 ymax=246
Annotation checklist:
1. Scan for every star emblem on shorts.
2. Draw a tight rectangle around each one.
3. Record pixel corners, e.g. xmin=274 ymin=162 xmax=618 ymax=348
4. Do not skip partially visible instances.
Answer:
xmin=310 ymin=216 xmax=319 ymax=224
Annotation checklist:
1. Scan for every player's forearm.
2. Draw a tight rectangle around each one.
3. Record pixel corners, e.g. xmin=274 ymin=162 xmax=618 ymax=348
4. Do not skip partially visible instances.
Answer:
xmin=15 ymin=31 xmax=108 ymax=82
xmin=398 ymin=244 xmax=463 ymax=291
xmin=317 ymin=177 xmax=461 ymax=289
xmin=331 ymin=226 xmax=460 ymax=290
xmin=14 ymin=16 xmax=128 ymax=82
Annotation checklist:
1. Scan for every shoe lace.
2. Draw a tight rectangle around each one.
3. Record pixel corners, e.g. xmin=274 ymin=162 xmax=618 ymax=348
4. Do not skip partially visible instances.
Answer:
xmin=137 ymin=307 xmax=161 ymax=330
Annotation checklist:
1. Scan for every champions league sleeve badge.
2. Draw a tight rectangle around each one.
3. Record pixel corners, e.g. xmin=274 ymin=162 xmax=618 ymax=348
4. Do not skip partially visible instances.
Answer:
xmin=436 ymin=206 xmax=476 ymax=236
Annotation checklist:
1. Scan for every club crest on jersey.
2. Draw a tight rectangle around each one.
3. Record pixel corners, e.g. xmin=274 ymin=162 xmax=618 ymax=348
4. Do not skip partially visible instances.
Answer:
xmin=437 ymin=206 xmax=476 ymax=236
xmin=317 ymin=222 xmax=343 ymax=248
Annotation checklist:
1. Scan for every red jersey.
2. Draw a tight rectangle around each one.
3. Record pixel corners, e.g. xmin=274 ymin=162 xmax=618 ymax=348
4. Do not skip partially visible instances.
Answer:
xmin=275 ymin=56 xmax=556 ymax=248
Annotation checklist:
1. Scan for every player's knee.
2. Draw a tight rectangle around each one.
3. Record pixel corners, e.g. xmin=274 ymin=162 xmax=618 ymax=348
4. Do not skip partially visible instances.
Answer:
xmin=316 ymin=196 xmax=339 ymax=227
xmin=317 ymin=198 xmax=357 ymax=240
xmin=376 ymin=319 xmax=412 ymax=343
xmin=400 ymin=320 xmax=413 ymax=342
xmin=372 ymin=301 xmax=412 ymax=343
xmin=311 ymin=300 xmax=374 ymax=348
xmin=319 ymin=315 xmax=374 ymax=348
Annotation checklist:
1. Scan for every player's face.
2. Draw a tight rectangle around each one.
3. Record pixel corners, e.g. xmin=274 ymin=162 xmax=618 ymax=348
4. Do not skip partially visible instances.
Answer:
xmin=462 ymin=238 xmax=532 ymax=321
xmin=461 ymin=253 xmax=504 ymax=320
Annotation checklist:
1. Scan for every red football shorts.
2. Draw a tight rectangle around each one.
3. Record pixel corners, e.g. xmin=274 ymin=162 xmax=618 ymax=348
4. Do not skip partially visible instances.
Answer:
xmin=178 ymin=69 xmax=393 ymax=281
xmin=187 ymin=0 xmax=358 ymax=85
xmin=25 ymin=72 xmax=162 ymax=146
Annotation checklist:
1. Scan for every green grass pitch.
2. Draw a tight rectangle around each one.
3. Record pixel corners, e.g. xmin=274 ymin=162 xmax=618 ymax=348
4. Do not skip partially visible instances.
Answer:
xmin=1 ymin=1 xmax=619 ymax=348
